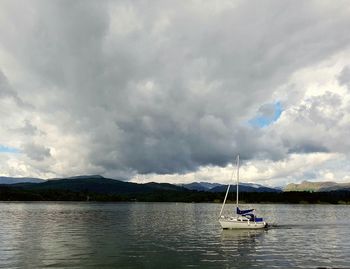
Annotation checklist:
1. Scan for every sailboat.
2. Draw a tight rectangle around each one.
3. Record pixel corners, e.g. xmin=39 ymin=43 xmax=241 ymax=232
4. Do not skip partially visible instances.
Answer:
xmin=219 ymin=155 xmax=267 ymax=229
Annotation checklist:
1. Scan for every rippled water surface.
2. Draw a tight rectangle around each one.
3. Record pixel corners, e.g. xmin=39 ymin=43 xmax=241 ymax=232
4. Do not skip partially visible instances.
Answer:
xmin=0 ymin=202 xmax=349 ymax=268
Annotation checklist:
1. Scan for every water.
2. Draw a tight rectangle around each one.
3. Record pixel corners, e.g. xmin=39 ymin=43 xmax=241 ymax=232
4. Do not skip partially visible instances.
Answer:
xmin=0 ymin=202 xmax=349 ymax=268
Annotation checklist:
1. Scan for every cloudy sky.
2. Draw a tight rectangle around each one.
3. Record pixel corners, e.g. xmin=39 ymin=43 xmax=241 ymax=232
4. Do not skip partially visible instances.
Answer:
xmin=1 ymin=0 xmax=350 ymax=186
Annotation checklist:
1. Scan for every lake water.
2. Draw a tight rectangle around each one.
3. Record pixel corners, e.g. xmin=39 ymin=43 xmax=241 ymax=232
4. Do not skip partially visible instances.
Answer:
xmin=0 ymin=202 xmax=349 ymax=268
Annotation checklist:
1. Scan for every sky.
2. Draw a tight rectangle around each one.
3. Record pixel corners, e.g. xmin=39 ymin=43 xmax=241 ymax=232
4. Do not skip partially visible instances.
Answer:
xmin=1 ymin=0 xmax=350 ymax=186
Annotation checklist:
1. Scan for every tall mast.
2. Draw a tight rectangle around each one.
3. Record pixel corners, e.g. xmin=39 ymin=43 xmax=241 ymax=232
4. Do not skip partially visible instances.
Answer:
xmin=236 ymin=155 xmax=240 ymax=211
xmin=218 ymin=160 xmax=236 ymax=218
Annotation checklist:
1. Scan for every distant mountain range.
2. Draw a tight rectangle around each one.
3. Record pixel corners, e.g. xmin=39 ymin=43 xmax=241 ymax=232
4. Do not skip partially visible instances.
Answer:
xmin=180 ymin=182 xmax=222 ymax=191
xmin=8 ymin=175 xmax=187 ymax=194
xmin=1 ymin=176 xmax=350 ymax=194
xmin=181 ymin=181 xmax=281 ymax=192
xmin=284 ymin=181 xmax=350 ymax=192
xmin=0 ymin=177 xmax=45 ymax=184
xmin=209 ymin=183 xmax=281 ymax=193
xmin=1 ymin=175 xmax=280 ymax=194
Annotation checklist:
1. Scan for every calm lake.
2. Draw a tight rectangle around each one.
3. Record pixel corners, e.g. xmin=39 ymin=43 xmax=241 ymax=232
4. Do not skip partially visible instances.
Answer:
xmin=0 ymin=202 xmax=349 ymax=268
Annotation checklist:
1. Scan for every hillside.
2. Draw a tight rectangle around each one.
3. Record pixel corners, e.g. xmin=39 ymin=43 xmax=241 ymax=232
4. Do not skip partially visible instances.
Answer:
xmin=210 ymin=184 xmax=281 ymax=193
xmin=13 ymin=176 xmax=158 ymax=194
xmin=144 ymin=182 xmax=187 ymax=191
xmin=1 ymin=175 xmax=281 ymax=194
xmin=1 ymin=175 xmax=350 ymax=203
xmin=284 ymin=181 xmax=350 ymax=192
xmin=321 ymin=183 xmax=350 ymax=191
xmin=181 ymin=182 xmax=222 ymax=191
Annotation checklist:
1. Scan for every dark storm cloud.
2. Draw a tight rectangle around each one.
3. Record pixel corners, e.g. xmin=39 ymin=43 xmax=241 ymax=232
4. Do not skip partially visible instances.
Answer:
xmin=1 ymin=0 xmax=350 ymax=177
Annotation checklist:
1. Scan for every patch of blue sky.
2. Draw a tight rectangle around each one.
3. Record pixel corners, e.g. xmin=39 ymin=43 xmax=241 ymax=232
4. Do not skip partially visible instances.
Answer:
xmin=0 ymin=145 xmax=20 ymax=153
xmin=249 ymin=102 xmax=283 ymax=128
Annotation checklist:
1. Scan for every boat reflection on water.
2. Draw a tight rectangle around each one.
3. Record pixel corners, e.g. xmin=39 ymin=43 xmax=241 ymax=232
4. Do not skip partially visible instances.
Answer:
xmin=221 ymin=228 xmax=266 ymax=242
xmin=219 ymin=229 xmax=267 ymax=268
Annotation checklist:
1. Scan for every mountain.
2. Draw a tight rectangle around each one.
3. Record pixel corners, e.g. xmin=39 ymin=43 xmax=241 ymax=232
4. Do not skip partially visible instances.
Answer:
xmin=3 ymin=175 xmax=281 ymax=195
xmin=2 ymin=176 xmax=350 ymax=203
xmin=284 ymin=181 xmax=350 ymax=192
xmin=200 ymin=182 xmax=223 ymax=190
xmin=181 ymin=181 xmax=281 ymax=192
xmin=144 ymin=182 xmax=187 ymax=191
xmin=181 ymin=182 xmax=222 ymax=191
xmin=2 ymin=175 xmax=316 ymax=194
xmin=0 ymin=177 xmax=45 ymax=184
xmin=321 ymin=183 xmax=350 ymax=191
xmin=61 ymin=175 xmax=105 ymax=180
xmin=12 ymin=176 xmax=189 ymax=195
xmin=15 ymin=177 xmax=151 ymax=194
xmin=210 ymin=184 xmax=281 ymax=193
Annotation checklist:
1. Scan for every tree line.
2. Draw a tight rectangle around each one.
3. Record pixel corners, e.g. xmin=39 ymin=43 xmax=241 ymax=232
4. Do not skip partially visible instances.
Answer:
xmin=0 ymin=185 xmax=350 ymax=204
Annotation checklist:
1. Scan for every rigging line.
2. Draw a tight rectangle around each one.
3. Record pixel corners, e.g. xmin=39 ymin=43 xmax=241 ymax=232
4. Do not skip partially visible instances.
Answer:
xmin=218 ymin=158 xmax=237 ymax=218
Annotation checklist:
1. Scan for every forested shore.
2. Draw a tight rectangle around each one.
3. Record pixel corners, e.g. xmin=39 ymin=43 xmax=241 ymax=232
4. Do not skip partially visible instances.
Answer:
xmin=1 ymin=185 xmax=349 ymax=204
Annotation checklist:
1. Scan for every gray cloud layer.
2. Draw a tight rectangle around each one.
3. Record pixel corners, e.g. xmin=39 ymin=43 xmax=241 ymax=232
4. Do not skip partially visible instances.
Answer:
xmin=1 ymin=0 xmax=350 ymax=179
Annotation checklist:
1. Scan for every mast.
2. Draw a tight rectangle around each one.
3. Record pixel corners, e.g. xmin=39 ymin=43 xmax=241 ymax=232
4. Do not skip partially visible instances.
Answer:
xmin=236 ymin=155 xmax=240 ymax=211
xmin=218 ymin=160 xmax=236 ymax=218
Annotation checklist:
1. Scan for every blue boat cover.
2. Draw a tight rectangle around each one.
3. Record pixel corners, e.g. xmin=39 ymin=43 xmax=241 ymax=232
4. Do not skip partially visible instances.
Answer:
xmin=236 ymin=207 xmax=254 ymax=215
xmin=241 ymin=213 xmax=264 ymax=222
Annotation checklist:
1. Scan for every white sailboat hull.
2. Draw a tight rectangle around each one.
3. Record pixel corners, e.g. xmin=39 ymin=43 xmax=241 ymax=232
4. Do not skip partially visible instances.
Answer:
xmin=219 ymin=217 xmax=267 ymax=229
xmin=218 ymin=155 xmax=268 ymax=230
